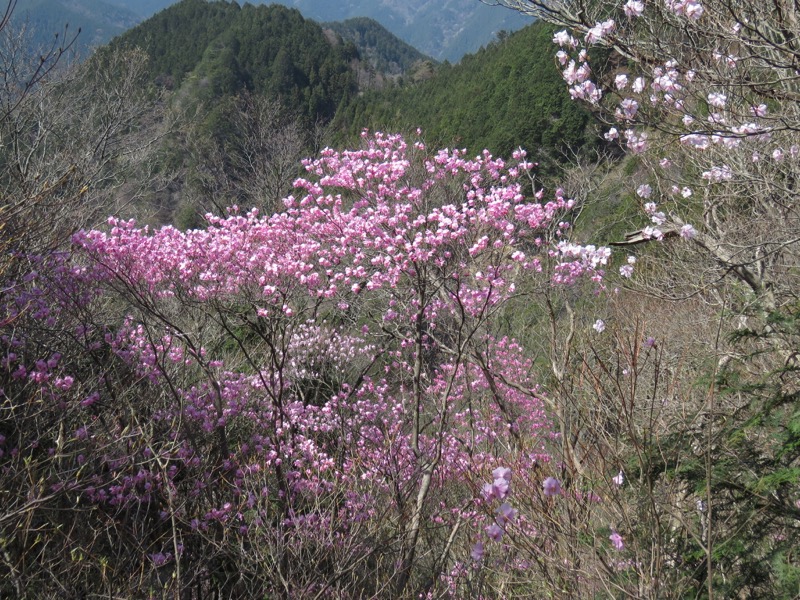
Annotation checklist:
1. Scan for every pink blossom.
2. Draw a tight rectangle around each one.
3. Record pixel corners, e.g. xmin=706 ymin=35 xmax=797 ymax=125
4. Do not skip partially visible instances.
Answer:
xmin=615 ymin=74 xmax=629 ymax=90
xmin=585 ymin=24 xmax=603 ymax=45
xmin=680 ymin=224 xmax=697 ymax=239
xmin=701 ymin=165 xmax=733 ymax=182
xmin=553 ymin=30 xmax=572 ymax=47
xmin=486 ymin=523 xmax=504 ymax=541
xmin=636 ymin=184 xmax=652 ymax=198
xmin=707 ymin=92 xmax=727 ymax=108
xmin=484 ymin=475 xmax=510 ymax=501
xmin=610 ymin=531 xmax=624 ymax=550
xmin=601 ymin=19 xmax=616 ymax=35
xmin=8 ymin=133 xmax=612 ymax=575
xmin=642 ymin=226 xmax=663 ymax=240
xmin=625 ymin=129 xmax=648 ymax=153
xmin=593 ymin=319 xmax=606 ymax=333
xmin=623 ymin=0 xmax=645 ymax=17
xmin=471 ymin=541 xmax=485 ymax=561
xmin=666 ymin=0 xmax=704 ymax=19
xmin=585 ymin=21 xmax=614 ymax=44
xmin=680 ymin=133 xmax=709 ymax=149
xmin=612 ymin=471 xmax=624 ymax=486
xmin=492 ymin=466 xmax=511 ymax=482
xmin=543 ymin=477 xmax=561 ymax=497
xmin=618 ymin=98 xmax=639 ymax=120
xmin=570 ymin=80 xmax=602 ymax=104
xmin=54 ymin=376 xmax=74 ymax=390
xmin=148 ymin=552 xmax=170 ymax=567
xmin=496 ymin=502 xmax=517 ymax=524
xmin=685 ymin=1 xmax=704 ymax=19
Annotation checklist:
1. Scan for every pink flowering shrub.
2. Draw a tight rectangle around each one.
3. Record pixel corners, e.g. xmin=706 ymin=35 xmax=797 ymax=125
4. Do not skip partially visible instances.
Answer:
xmin=1 ymin=132 xmax=606 ymax=597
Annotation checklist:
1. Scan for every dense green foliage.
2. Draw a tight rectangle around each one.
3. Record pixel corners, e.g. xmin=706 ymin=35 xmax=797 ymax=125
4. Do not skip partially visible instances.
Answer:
xmin=334 ymin=22 xmax=597 ymax=170
xmin=110 ymin=0 xmax=240 ymax=87
xmin=110 ymin=0 xmax=357 ymax=121
xmin=324 ymin=17 xmax=431 ymax=76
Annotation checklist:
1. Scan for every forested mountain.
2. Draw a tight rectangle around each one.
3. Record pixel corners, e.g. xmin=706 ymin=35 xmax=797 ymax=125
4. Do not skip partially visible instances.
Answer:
xmin=268 ymin=0 xmax=534 ymax=61
xmin=12 ymin=0 xmax=531 ymax=64
xmin=324 ymin=18 xmax=432 ymax=79
xmin=96 ymin=2 xmax=585 ymax=221
xmin=97 ymin=0 xmax=533 ymax=62
xmin=11 ymin=0 xmax=584 ymax=224
xmin=335 ymin=21 xmax=597 ymax=172
xmin=102 ymin=0 xmax=176 ymax=18
xmin=110 ymin=0 xmax=357 ymax=121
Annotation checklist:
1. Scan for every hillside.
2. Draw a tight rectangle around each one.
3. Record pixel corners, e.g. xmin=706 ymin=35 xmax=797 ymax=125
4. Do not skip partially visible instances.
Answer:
xmin=109 ymin=0 xmax=357 ymax=121
xmin=335 ymin=21 xmax=597 ymax=172
xmin=99 ymin=0 xmax=534 ymax=62
xmin=269 ymin=0 xmax=534 ymax=62
xmin=324 ymin=17 xmax=432 ymax=78
xmin=96 ymin=6 xmax=592 ymax=221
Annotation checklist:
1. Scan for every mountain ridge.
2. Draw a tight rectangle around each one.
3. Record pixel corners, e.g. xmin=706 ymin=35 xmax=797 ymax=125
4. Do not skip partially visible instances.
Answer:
xmin=99 ymin=0 xmax=533 ymax=62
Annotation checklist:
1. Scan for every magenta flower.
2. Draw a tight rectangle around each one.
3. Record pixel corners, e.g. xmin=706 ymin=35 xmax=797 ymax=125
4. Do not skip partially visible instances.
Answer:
xmin=471 ymin=541 xmax=485 ymax=561
xmin=496 ymin=502 xmax=517 ymax=524
xmin=543 ymin=477 xmax=562 ymax=497
xmin=492 ymin=466 xmax=511 ymax=482
xmin=486 ymin=523 xmax=504 ymax=541
xmin=610 ymin=531 xmax=624 ymax=551
xmin=148 ymin=552 xmax=170 ymax=566
xmin=492 ymin=477 xmax=510 ymax=500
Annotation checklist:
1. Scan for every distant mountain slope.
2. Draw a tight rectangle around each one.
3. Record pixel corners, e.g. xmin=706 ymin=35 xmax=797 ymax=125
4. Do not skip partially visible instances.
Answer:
xmin=335 ymin=21 xmax=597 ymax=170
xmin=102 ymin=0 xmax=176 ymax=18
xmin=101 ymin=0 xmax=534 ymax=62
xmin=273 ymin=0 xmax=534 ymax=62
xmin=324 ymin=17 xmax=432 ymax=77
xmin=12 ymin=0 xmax=139 ymax=53
xmin=108 ymin=0 xmax=357 ymax=121
xmin=108 ymin=0 xmax=241 ymax=87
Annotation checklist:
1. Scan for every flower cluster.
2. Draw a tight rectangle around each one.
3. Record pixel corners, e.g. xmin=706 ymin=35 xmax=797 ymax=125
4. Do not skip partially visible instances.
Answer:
xmin=3 ymin=133 xmax=608 ymax=592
